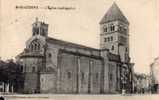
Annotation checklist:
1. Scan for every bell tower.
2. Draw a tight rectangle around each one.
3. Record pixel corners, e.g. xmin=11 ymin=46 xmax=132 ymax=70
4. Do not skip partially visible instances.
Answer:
xmin=100 ymin=3 xmax=130 ymax=62
xmin=32 ymin=18 xmax=48 ymax=37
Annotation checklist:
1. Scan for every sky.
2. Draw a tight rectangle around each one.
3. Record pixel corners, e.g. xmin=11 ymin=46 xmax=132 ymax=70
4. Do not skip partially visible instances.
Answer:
xmin=0 ymin=0 xmax=159 ymax=74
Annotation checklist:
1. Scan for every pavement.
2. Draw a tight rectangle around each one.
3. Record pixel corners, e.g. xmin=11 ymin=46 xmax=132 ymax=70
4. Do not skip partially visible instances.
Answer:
xmin=1 ymin=94 xmax=159 ymax=100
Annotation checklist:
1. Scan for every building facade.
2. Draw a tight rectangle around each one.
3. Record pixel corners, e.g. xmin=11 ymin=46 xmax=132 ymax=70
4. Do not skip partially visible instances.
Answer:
xmin=17 ymin=3 xmax=134 ymax=94
xmin=133 ymin=73 xmax=150 ymax=93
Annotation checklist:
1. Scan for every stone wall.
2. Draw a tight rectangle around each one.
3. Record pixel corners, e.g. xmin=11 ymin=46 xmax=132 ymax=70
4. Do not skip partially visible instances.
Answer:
xmin=21 ymin=57 xmax=43 ymax=93
xmin=21 ymin=37 xmax=110 ymax=94
xmin=40 ymin=73 xmax=57 ymax=93
xmin=58 ymin=51 xmax=103 ymax=94
xmin=58 ymin=52 xmax=78 ymax=93
xmin=108 ymin=62 xmax=117 ymax=93
xmin=78 ymin=56 xmax=90 ymax=93
xmin=24 ymin=73 xmax=38 ymax=93
xmin=45 ymin=41 xmax=102 ymax=94
xmin=90 ymin=59 xmax=103 ymax=93
xmin=100 ymin=50 xmax=109 ymax=93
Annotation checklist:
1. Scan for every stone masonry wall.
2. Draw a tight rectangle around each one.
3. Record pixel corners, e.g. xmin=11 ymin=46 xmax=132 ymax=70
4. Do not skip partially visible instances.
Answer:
xmin=58 ymin=51 xmax=103 ymax=94
xmin=40 ymin=73 xmax=57 ymax=93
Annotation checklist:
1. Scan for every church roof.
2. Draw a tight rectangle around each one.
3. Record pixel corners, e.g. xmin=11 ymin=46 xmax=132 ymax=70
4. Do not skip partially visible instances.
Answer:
xmin=46 ymin=37 xmax=100 ymax=51
xmin=100 ymin=3 xmax=129 ymax=24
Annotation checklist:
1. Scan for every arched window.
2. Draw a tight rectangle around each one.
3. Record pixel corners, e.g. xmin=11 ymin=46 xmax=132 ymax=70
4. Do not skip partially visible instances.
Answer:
xmin=41 ymin=28 xmax=45 ymax=36
xmin=104 ymin=38 xmax=107 ymax=42
xmin=37 ymin=43 xmax=40 ymax=50
xmin=125 ymin=47 xmax=128 ymax=52
xmin=108 ymin=37 xmax=110 ymax=42
xmin=32 ymin=66 xmax=36 ymax=72
xmin=34 ymin=43 xmax=37 ymax=50
xmin=29 ymin=39 xmax=41 ymax=52
xmin=104 ymin=27 xmax=107 ymax=32
xmin=33 ymin=27 xmax=39 ymax=35
xmin=48 ymin=53 xmax=52 ymax=58
xmin=111 ymin=36 xmax=113 ymax=41
xmin=67 ymin=72 xmax=71 ymax=79
xmin=110 ymin=25 xmax=115 ymax=31
xmin=109 ymin=74 xmax=113 ymax=81
xmin=111 ymin=45 xmax=114 ymax=50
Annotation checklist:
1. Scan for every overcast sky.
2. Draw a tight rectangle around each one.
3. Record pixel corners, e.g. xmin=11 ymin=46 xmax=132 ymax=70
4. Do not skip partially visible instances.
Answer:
xmin=1 ymin=0 xmax=159 ymax=74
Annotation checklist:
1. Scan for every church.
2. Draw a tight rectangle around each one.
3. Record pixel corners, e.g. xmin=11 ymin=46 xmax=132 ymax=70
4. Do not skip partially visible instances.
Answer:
xmin=17 ymin=3 xmax=134 ymax=94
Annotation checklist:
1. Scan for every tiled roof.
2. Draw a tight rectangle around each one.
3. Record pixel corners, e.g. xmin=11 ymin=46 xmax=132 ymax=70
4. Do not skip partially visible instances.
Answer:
xmin=46 ymin=37 xmax=100 ymax=51
xmin=100 ymin=2 xmax=129 ymax=24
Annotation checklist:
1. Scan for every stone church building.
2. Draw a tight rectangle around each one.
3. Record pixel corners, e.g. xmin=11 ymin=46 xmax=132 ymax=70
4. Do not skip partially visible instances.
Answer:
xmin=17 ymin=3 xmax=134 ymax=94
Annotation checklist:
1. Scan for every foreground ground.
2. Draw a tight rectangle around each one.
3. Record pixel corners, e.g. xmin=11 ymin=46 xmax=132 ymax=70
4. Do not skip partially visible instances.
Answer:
xmin=1 ymin=94 xmax=159 ymax=100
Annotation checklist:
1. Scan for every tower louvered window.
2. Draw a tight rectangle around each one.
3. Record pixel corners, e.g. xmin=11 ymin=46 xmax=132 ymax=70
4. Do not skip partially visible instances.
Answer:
xmin=111 ymin=36 xmax=113 ymax=41
xmin=110 ymin=25 xmax=115 ymax=31
xmin=33 ymin=27 xmax=39 ymax=35
xmin=104 ymin=27 xmax=107 ymax=32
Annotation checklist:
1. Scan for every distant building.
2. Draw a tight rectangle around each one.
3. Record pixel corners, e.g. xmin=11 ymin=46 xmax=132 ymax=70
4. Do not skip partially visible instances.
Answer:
xmin=133 ymin=73 xmax=150 ymax=93
xmin=17 ymin=3 xmax=134 ymax=94
xmin=150 ymin=57 xmax=159 ymax=93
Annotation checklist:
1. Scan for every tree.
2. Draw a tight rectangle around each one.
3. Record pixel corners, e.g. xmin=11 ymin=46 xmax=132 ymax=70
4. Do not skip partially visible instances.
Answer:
xmin=0 ymin=59 xmax=24 ymax=92
xmin=0 ymin=60 xmax=8 ymax=82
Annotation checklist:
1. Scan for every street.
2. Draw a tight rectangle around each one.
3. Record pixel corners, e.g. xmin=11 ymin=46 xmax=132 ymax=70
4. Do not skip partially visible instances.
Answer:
xmin=2 ymin=94 xmax=159 ymax=100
